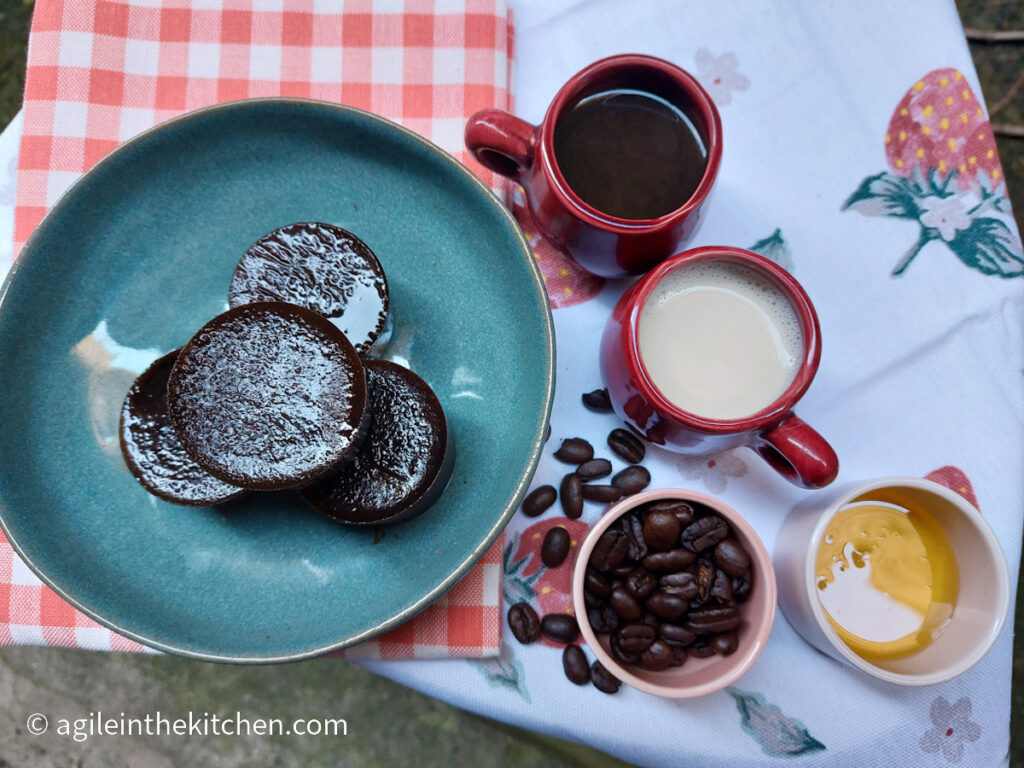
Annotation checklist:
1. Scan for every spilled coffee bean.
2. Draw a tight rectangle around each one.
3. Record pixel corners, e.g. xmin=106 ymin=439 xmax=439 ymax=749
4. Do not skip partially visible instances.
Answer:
xmin=541 ymin=613 xmax=580 ymax=644
xmin=581 ymin=497 xmax=755 ymax=676
xmin=522 ymin=485 xmax=556 ymax=517
xmin=590 ymin=661 xmax=621 ymax=694
xmin=507 ymin=603 xmax=541 ymax=644
xmin=541 ymin=526 xmax=571 ymax=567
xmin=576 ymin=458 xmax=612 ymax=480
xmin=563 ymin=644 xmax=591 ymax=685
xmin=554 ymin=438 xmax=593 ymax=464
xmin=582 ymin=388 xmax=612 ymax=412
xmin=608 ymin=428 xmax=645 ymax=464
xmin=611 ymin=465 xmax=650 ymax=495
xmin=560 ymin=473 xmax=583 ymax=519
xmin=581 ymin=484 xmax=624 ymax=503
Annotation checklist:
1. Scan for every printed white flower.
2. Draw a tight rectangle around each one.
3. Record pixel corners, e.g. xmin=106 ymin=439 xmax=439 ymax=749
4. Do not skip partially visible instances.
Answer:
xmin=919 ymin=696 xmax=981 ymax=763
xmin=694 ymin=49 xmax=750 ymax=106
xmin=676 ymin=450 xmax=747 ymax=493
xmin=919 ymin=195 xmax=970 ymax=241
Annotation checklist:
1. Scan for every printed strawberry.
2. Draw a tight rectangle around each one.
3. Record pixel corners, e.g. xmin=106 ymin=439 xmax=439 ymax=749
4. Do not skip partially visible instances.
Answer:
xmin=925 ymin=465 xmax=978 ymax=510
xmin=503 ymin=517 xmax=589 ymax=646
xmin=886 ymin=68 xmax=1000 ymax=192
xmin=511 ymin=189 xmax=604 ymax=308
xmin=843 ymin=68 xmax=1023 ymax=279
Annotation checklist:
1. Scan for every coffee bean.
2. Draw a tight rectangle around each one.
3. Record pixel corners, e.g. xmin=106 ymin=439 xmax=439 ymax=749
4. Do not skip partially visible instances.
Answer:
xmin=590 ymin=529 xmax=629 ymax=571
xmin=681 ymin=515 xmax=730 ymax=552
xmin=541 ymin=613 xmax=580 ymax=644
xmin=582 ymin=484 xmax=624 ymax=503
xmin=609 ymin=564 xmax=634 ymax=580
xmin=696 ymin=559 xmax=715 ymax=604
xmin=610 ymin=635 xmax=639 ymax=666
xmin=608 ymin=428 xmax=645 ymax=464
xmin=609 ymin=586 xmax=643 ymax=621
xmin=624 ymin=568 xmax=657 ymax=599
xmin=584 ymin=589 xmax=603 ymax=608
xmin=554 ymin=438 xmax=593 ymax=464
xmin=670 ymin=645 xmax=688 ymax=666
xmin=591 ymin=661 xmax=621 ymax=694
xmin=642 ymin=548 xmax=696 ymax=572
xmin=733 ymin=568 xmax=753 ymax=602
xmin=658 ymin=623 xmax=696 ymax=647
xmin=563 ymin=644 xmax=591 ymax=685
xmin=714 ymin=538 xmax=751 ymax=576
xmin=638 ymin=640 xmax=675 ymax=671
xmin=689 ymin=639 xmax=716 ymax=658
xmin=643 ymin=509 xmax=681 ymax=552
xmin=641 ymin=613 xmax=660 ymax=627
xmin=582 ymin=388 xmax=613 ymax=412
xmin=560 ymin=473 xmax=583 ymax=519
xmin=683 ymin=605 xmax=741 ymax=634
xmin=507 ymin=603 xmax=541 ymax=644
xmin=541 ymin=526 xmax=571 ymax=567
xmin=660 ymin=571 xmax=699 ymax=599
xmin=711 ymin=630 xmax=739 ymax=656
xmin=711 ymin=567 xmax=734 ymax=603
xmin=645 ymin=592 xmax=688 ymax=620
xmin=611 ymin=465 xmax=650 ymax=495
xmin=616 ymin=622 xmax=656 ymax=653
xmin=602 ymin=604 xmax=621 ymax=633
xmin=621 ymin=512 xmax=648 ymax=561
xmin=587 ymin=606 xmax=607 ymax=633
xmin=522 ymin=485 xmax=556 ymax=517
xmin=644 ymin=499 xmax=696 ymax=527
xmin=585 ymin=568 xmax=611 ymax=599
xmin=577 ymin=458 xmax=612 ymax=480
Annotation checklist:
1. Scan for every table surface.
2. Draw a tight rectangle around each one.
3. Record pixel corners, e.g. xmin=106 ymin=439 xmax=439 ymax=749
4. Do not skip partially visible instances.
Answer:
xmin=0 ymin=1 xmax=1020 ymax=767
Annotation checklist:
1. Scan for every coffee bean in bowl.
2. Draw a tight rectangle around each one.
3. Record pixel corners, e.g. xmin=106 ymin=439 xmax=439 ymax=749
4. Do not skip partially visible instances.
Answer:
xmin=571 ymin=489 xmax=776 ymax=698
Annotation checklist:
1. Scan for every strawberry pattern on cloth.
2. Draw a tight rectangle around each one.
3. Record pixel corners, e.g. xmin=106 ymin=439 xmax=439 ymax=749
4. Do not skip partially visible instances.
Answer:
xmin=844 ymin=68 xmax=1023 ymax=278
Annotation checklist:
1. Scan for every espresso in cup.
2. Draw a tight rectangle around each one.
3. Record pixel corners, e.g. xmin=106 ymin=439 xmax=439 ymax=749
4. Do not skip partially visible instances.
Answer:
xmin=553 ymin=89 xmax=708 ymax=220
xmin=638 ymin=261 xmax=804 ymax=420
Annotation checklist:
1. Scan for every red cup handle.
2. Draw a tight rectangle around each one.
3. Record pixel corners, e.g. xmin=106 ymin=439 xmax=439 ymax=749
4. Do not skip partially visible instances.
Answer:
xmin=465 ymin=109 xmax=536 ymax=181
xmin=753 ymin=413 xmax=838 ymax=489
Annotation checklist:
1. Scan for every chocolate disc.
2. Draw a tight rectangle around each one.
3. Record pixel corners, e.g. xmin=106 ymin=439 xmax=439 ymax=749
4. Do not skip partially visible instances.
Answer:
xmin=167 ymin=302 xmax=367 ymax=491
xmin=120 ymin=350 xmax=244 ymax=506
xmin=229 ymin=222 xmax=391 ymax=355
xmin=301 ymin=360 xmax=454 ymax=525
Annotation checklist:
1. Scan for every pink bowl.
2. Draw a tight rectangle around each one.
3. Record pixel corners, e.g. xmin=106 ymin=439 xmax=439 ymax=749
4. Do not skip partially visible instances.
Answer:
xmin=571 ymin=488 xmax=776 ymax=698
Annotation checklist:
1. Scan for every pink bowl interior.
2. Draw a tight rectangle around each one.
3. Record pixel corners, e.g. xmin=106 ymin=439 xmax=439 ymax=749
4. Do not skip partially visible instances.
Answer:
xmin=572 ymin=488 xmax=777 ymax=698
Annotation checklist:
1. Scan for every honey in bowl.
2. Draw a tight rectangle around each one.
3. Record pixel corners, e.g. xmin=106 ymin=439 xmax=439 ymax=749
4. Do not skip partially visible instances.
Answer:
xmin=815 ymin=500 xmax=958 ymax=661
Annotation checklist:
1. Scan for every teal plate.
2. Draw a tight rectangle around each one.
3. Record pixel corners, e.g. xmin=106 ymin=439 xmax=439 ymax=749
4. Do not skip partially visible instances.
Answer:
xmin=0 ymin=100 xmax=554 ymax=662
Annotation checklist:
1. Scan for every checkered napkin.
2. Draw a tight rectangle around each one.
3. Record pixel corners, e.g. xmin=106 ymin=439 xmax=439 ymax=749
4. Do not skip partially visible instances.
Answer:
xmin=3 ymin=0 xmax=513 ymax=659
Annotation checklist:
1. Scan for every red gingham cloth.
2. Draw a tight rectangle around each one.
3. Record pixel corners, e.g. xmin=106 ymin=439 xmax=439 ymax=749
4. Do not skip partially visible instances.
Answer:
xmin=5 ymin=0 xmax=512 ymax=659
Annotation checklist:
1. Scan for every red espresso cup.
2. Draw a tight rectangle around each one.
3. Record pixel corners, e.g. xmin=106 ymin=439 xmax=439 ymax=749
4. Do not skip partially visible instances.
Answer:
xmin=600 ymin=246 xmax=839 ymax=489
xmin=464 ymin=54 xmax=722 ymax=278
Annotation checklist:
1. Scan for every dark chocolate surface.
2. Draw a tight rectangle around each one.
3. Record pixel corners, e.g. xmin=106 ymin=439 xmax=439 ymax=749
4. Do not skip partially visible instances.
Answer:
xmin=167 ymin=302 xmax=367 ymax=491
xmin=229 ymin=222 xmax=390 ymax=354
xmin=302 ymin=360 xmax=453 ymax=525
xmin=119 ymin=350 xmax=244 ymax=506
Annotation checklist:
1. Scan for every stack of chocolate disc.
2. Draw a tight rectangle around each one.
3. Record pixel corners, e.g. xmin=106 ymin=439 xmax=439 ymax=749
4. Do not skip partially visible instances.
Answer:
xmin=119 ymin=222 xmax=453 ymax=526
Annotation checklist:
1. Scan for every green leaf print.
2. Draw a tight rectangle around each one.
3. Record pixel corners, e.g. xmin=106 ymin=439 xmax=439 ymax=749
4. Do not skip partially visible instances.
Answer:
xmin=728 ymin=687 xmax=826 ymax=757
xmin=842 ymin=171 xmax=923 ymax=219
xmin=468 ymin=645 xmax=531 ymax=703
xmin=947 ymin=216 xmax=1024 ymax=277
xmin=748 ymin=228 xmax=793 ymax=271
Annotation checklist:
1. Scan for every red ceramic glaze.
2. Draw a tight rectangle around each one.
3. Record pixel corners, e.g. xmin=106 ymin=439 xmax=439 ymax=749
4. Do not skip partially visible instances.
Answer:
xmin=465 ymin=54 xmax=722 ymax=278
xmin=600 ymin=246 xmax=839 ymax=489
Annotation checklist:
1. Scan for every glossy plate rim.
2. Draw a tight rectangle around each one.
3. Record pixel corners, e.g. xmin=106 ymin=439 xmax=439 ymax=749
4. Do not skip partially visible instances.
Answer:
xmin=0 ymin=98 xmax=555 ymax=663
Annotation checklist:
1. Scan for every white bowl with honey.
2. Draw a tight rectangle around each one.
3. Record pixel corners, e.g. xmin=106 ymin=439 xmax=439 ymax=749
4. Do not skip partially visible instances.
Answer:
xmin=774 ymin=477 xmax=1009 ymax=685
